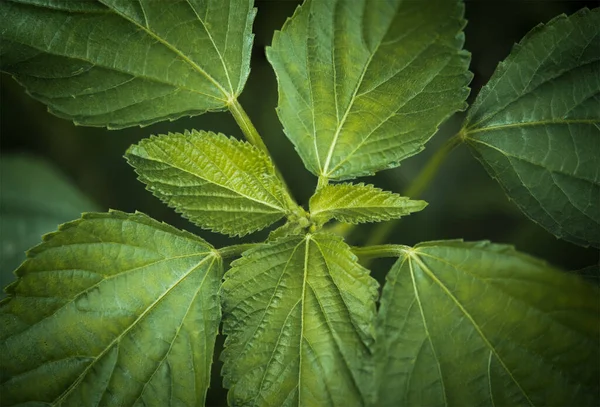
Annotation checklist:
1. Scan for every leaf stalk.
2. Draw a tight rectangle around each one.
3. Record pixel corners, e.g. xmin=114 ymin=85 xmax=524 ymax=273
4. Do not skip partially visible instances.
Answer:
xmin=363 ymin=133 xmax=462 ymax=247
xmin=228 ymin=98 xmax=304 ymax=217
xmin=218 ymin=243 xmax=261 ymax=259
xmin=228 ymin=98 xmax=270 ymax=156
xmin=351 ymin=244 xmax=411 ymax=261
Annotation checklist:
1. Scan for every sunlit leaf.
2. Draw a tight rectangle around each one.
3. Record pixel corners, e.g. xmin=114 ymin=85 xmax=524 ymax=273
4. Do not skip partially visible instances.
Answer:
xmin=463 ymin=8 xmax=600 ymax=248
xmin=267 ymin=0 xmax=471 ymax=180
xmin=0 ymin=211 xmax=222 ymax=406
xmin=309 ymin=183 xmax=426 ymax=227
xmin=221 ymin=233 xmax=378 ymax=406
xmin=375 ymin=240 xmax=599 ymax=407
xmin=126 ymin=130 xmax=291 ymax=237
xmin=0 ymin=0 xmax=256 ymax=128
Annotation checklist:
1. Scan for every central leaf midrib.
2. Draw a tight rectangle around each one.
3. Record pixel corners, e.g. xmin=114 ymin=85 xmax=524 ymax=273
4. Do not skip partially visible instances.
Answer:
xmin=407 ymin=254 xmax=448 ymax=406
xmin=8 ymin=38 xmax=226 ymax=102
xmin=468 ymin=137 xmax=600 ymax=184
xmin=99 ymin=0 xmax=232 ymax=99
xmin=309 ymin=238 xmax=367 ymax=402
xmin=182 ymin=0 xmax=235 ymax=95
xmin=127 ymin=256 xmax=218 ymax=406
xmin=312 ymin=204 xmax=405 ymax=217
xmin=320 ymin=11 xmax=390 ymax=176
xmin=324 ymin=32 xmax=452 ymax=178
xmin=466 ymin=118 xmax=599 ymax=135
xmin=134 ymin=150 xmax=285 ymax=212
xmin=467 ymin=49 xmax=599 ymax=131
xmin=410 ymin=253 xmax=535 ymax=407
xmin=297 ymin=236 xmax=310 ymax=407
xmin=417 ymin=250 xmax=600 ymax=338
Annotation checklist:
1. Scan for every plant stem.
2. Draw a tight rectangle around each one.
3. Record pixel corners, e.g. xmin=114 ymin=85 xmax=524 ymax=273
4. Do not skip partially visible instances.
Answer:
xmin=404 ymin=133 xmax=462 ymax=198
xmin=218 ymin=243 xmax=260 ymax=259
xmin=351 ymin=244 xmax=410 ymax=261
xmin=364 ymin=133 xmax=462 ymax=247
xmin=228 ymin=98 xmax=302 ymax=216
xmin=228 ymin=98 xmax=270 ymax=156
xmin=317 ymin=175 xmax=329 ymax=190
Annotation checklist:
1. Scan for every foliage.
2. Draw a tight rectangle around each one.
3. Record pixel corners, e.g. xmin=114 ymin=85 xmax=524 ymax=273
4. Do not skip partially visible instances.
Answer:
xmin=463 ymin=8 xmax=600 ymax=248
xmin=0 ymin=155 xmax=98 ymax=294
xmin=0 ymin=1 xmax=598 ymax=407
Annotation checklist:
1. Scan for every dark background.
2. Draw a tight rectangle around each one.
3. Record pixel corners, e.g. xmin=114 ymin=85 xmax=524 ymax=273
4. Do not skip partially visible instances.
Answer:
xmin=1 ymin=1 xmax=598 ymax=405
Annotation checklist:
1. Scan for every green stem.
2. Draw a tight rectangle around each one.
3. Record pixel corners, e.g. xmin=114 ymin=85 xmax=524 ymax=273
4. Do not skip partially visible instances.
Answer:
xmin=228 ymin=98 xmax=270 ymax=156
xmin=317 ymin=175 xmax=329 ymax=190
xmin=351 ymin=244 xmax=410 ymax=261
xmin=218 ymin=243 xmax=260 ymax=259
xmin=228 ymin=98 xmax=302 ymax=216
xmin=364 ymin=133 xmax=462 ymax=247
xmin=404 ymin=133 xmax=462 ymax=198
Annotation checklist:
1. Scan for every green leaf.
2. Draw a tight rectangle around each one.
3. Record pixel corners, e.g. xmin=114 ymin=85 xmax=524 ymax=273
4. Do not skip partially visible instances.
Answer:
xmin=267 ymin=221 xmax=305 ymax=241
xmin=267 ymin=0 xmax=471 ymax=180
xmin=463 ymin=8 xmax=600 ymax=248
xmin=126 ymin=130 xmax=291 ymax=237
xmin=0 ymin=154 xmax=98 ymax=297
xmin=221 ymin=233 xmax=378 ymax=406
xmin=0 ymin=211 xmax=222 ymax=406
xmin=309 ymin=183 xmax=427 ymax=227
xmin=0 ymin=0 xmax=256 ymax=128
xmin=375 ymin=240 xmax=599 ymax=407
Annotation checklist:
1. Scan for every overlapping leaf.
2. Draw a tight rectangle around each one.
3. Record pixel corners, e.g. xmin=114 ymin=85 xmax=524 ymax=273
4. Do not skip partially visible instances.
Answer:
xmin=126 ymin=130 xmax=291 ymax=236
xmin=309 ymin=183 xmax=427 ymax=227
xmin=267 ymin=0 xmax=471 ymax=180
xmin=463 ymin=8 xmax=600 ymax=248
xmin=221 ymin=233 xmax=378 ymax=406
xmin=375 ymin=240 xmax=599 ymax=407
xmin=0 ymin=211 xmax=222 ymax=406
xmin=0 ymin=154 xmax=98 ymax=296
xmin=0 ymin=0 xmax=256 ymax=128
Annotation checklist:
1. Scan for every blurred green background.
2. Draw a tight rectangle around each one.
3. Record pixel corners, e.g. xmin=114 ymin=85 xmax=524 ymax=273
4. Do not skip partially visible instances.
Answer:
xmin=1 ymin=1 xmax=598 ymax=405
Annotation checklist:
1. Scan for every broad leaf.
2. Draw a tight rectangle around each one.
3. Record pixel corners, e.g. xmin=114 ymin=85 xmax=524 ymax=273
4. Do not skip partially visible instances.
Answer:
xmin=0 ymin=211 xmax=222 ymax=406
xmin=309 ymin=183 xmax=427 ymax=227
xmin=0 ymin=0 xmax=256 ymax=128
xmin=221 ymin=233 xmax=378 ymax=406
xmin=267 ymin=0 xmax=471 ymax=180
xmin=375 ymin=240 xmax=599 ymax=407
xmin=0 ymin=154 xmax=98 ymax=296
xmin=126 ymin=130 xmax=291 ymax=237
xmin=463 ymin=8 xmax=600 ymax=248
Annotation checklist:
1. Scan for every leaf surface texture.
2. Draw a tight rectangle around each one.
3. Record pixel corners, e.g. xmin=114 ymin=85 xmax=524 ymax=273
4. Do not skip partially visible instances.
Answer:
xmin=126 ymin=130 xmax=290 ymax=237
xmin=309 ymin=183 xmax=427 ymax=226
xmin=221 ymin=233 xmax=378 ymax=406
xmin=0 ymin=0 xmax=255 ymax=128
xmin=0 ymin=211 xmax=222 ymax=406
xmin=464 ymin=8 xmax=600 ymax=248
xmin=267 ymin=0 xmax=471 ymax=180
xmin=375 ymin=240 xmax=600 ymax=407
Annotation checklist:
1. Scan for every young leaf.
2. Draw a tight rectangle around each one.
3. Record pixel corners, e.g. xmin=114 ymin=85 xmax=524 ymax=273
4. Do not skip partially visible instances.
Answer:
xmin=463 ymin=8 xmax=600 ymax=248
xmin=375 ymin=240 xmax=599 ymax=407
xmin=0 ymin=0 xmax=256 ymax=128
xmin=0 ymin=211 xmax=223 ymax=406
xmin=0 ymin=154 xmax=98 ymax=295
xmin=309 ymin=183 xmax=427 ymax=227
xmin=267 ymin=0 xmax=471 ymax=180
xmin=126 ymin=130 xmax=291 ymax=237
xmin=221 ymin=233 xmax=378 ymax=406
